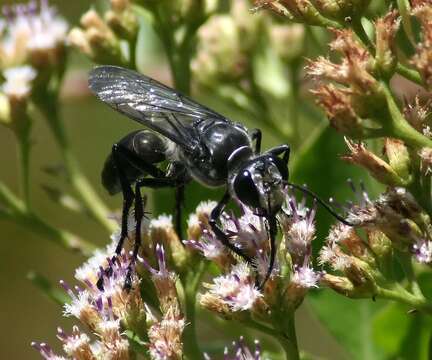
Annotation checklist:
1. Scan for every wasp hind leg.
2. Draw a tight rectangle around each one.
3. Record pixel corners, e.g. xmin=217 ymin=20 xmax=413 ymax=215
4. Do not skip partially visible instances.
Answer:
xmin=123 ymin=176 xmax=181 ymax=290
xmin=98 ymin=143 xmax=176 ymax=291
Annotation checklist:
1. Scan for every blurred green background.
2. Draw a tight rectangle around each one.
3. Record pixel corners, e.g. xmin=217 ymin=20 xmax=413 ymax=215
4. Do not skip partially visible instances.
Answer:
xmin=0 ymin=1 xmax=381 ymax=358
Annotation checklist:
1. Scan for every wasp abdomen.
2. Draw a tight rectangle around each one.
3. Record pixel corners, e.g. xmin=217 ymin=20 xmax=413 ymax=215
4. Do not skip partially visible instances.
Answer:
xmin=102 ymin=130 xmax=167 ymax=195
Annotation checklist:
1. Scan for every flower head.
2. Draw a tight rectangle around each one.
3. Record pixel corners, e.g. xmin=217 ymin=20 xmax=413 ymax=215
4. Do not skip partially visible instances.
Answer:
xmin=201 ymin=262 xmax=263 ymax=314
xmin=62 ymin=237 xmax=144 ymax=333
xmin=31 ymin=342 xmax=68 ymax=360
xmin=33 ymin=320 xmax=129 ymax=360
xmin=148 ymin=306 xmax=185 ymax=360
xmin=403 ymin=95 xmax=432 ymax=132
xmin=375 ymin=10 xmax=400 ymax=74
xmin=0 ymin=0 xmax=68 ymax=68
xmin=411 ymin=1 xmax=432 ymax=89
xmin=186 ymin=200 xmax=217 ymax=240
xmin=204 ymin=336 xmax=263 ymax=360
xmin=291 ymin=264 xmax=320 ymax=288
xmin=311 ymin=84 xmax=364 ymax=137
xmin=2 ymin=65 xmax=36 ymax=99
xmin=149 ymin=214 xmax=188 ymax=269
xmin=307 ymin=29 xmax=375 ymax=91
xmin=279 ymin=189 xmax=316 ymax=265
xmin=192 ymin=2 xmax=261 ymax=87
xmin=413 ymin=239 xmax=432 ymax=264
xmin=186 ymin=202 xmax=275 ymax=277
xmin=221 ymin=206 xmax=269 ymax=254
xmin=342 ymin=138 xmax=407 ymax=186
xmin=285 ymin=263 xmax=321 ymax=308
xmin=419 ymin=147 xmax=432 ymax=175
xmin=184 ymin=228 xmax=233 ymax=269
xmin=334 ymin=179 xmax=374 ymax=226
xmin=56 ymin=326 xmax=94 ymax=360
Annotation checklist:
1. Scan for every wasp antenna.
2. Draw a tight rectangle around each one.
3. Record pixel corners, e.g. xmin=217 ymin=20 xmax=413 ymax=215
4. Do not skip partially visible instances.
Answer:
xmin=286 ymin=182 xmax=355 ymax=226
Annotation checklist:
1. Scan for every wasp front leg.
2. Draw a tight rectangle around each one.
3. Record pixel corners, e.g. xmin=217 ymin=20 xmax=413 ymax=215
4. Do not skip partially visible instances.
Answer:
xmin=209 ymin=191 xmax=253 ymax=264
xmin=268 ymin=144 xmax=290 ymax=164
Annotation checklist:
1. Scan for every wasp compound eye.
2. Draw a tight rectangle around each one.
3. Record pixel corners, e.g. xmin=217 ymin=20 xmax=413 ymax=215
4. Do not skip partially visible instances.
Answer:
xmin=234 ymin=170 xmax=261 ymax=209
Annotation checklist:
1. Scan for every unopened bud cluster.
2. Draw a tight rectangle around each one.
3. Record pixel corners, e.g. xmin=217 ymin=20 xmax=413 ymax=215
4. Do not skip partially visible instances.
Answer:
xmin=308 ymin=28 xmax=390 ymax=139
xmin=254 ymin=0 xmax=370 ymax=26
xmin=192 ymin=1 xmax=262 ymax=86
xmin=318 ymin=181 xmax=432 ymax=299
xmin=411 ymin=0 xmax=432 ymax=89
xmin=343 ymin=138 xmax=412 ymax=187
xmin=68 ymin=0 xmax=138 ymax=66
xmin=192 ymin=0 xmax=305 ymax=93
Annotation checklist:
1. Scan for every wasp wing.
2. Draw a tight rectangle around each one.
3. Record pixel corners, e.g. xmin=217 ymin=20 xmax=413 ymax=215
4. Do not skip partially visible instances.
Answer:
xmin=89 ymin=66 xmax=228 ymax=151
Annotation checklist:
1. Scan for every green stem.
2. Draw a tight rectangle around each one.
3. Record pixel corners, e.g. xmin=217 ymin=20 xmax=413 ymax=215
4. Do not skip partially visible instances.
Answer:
xmin=244 ymin=313 xmax=300 ymax=360
xmin=18 ymin=211 xmax=94 ymax=255
xmin=396 ymin=251 xmax=425 ymax=299
xmin=395 ymin=63 xmax=423 ymax=85
xmin=244 ymin=316 xmax=301 ymax=359
xmin=380 ymin=81 xmax=432 ymax=148
xmin=129 ymin=37 xmax=138 ymax=70
xmin=156 ymin=26 xmax=191 ymax=93
xmin=16 ymin=118 xmax=31 ymax=210
xmin=276 ymin=313 xmax=300 ymax=360
xmin=0 ymin=181 xmax=25 ymax=213
xmin=35 ymin=93 xmax=115 ymax=233
xmin=182 ymin=261 xmax=206 ymax=359
xmin=243 ymin=318 xmax=280 ymax=338
xmin=288 ymin=60 xmax=302 ymax=146
xmin=0 ymin=181 xmax=94 ymax=255
xmin=377 ymin=285 xmax=432 ymax=315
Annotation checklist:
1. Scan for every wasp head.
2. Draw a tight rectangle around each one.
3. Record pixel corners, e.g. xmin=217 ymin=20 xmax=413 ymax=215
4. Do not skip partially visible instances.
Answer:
xmin=230 ymin=153 xmax=288 ymax=216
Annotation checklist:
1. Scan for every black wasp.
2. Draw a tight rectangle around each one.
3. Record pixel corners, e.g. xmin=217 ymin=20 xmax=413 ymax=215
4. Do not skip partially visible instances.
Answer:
xmin=89 ymin=65 xmax=351 ymax=290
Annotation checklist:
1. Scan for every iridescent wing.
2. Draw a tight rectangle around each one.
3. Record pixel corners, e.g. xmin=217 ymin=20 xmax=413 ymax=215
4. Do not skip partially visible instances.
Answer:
xmin=89 ymin=66 xmax=228 ymax=151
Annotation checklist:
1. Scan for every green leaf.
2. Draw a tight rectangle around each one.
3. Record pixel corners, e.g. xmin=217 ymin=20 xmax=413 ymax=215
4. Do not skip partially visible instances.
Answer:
xmin=398 ymin=314 xmax=432 ymax=360
xmin=374 ymin=302 xmax=432 ymax=360
xmin=373 ymin=303 xmax=411 ymax=356
xmin=418 ymin=272 xmax=432 ymax=300
xmin=291 ymin=124 xmax=382 ymax=252
xmin=293 ymin=124 xmax=386 ymax=358
xmin=308 ymin=292 xmax=385 ymax=360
